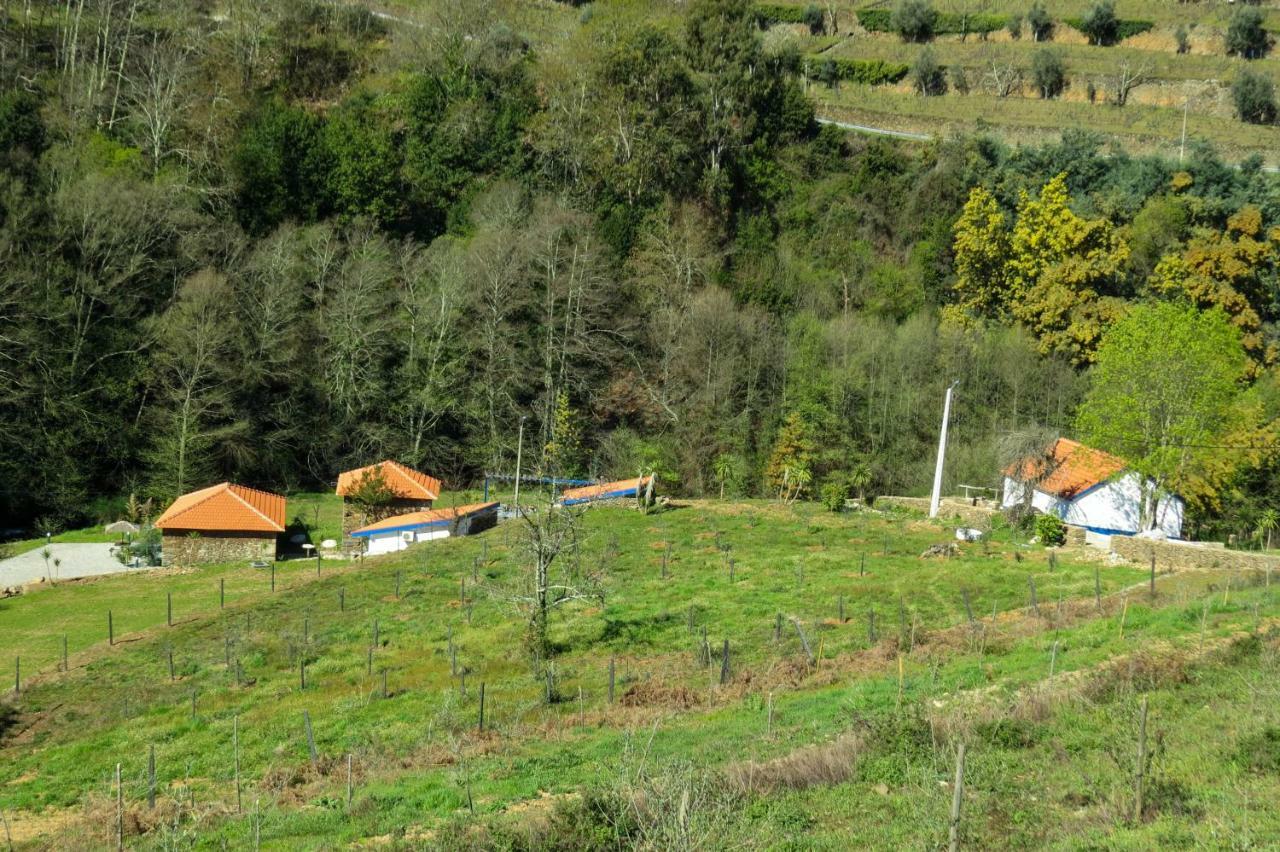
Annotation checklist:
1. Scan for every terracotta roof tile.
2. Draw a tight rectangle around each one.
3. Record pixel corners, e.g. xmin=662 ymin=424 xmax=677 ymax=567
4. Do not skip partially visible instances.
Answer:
xmin=1006 ymin=438 xmax=1127 ymax=500
xmin=350 ymin=502 xmax=498 ymax=536
xmin=335 ymin=460 xmax=441 ymax=501
xmin=561 ymin=476 xmax=654 ymax=504
xmin=155 ymin=483 xmax=287 ymax=533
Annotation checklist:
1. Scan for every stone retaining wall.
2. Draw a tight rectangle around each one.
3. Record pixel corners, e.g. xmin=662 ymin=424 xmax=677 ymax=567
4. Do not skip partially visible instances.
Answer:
xmin=163 ymin=532 xmax=277 ymax=566
xmin=1110 ymin=535 xmax=1280 ymax=573
xmin=874 ymin=496 xmax=999 ymax=527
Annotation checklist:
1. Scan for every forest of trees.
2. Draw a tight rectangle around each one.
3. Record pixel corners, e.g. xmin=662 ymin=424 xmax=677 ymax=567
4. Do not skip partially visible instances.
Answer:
xmin=1 ymin=0 xmax=1279 ymax=542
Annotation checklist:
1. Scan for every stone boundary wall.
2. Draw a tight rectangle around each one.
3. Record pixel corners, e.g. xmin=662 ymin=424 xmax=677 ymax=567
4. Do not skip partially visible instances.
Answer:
xmin=1111 ymin=535 xmax=1280 ymax=573
xmin=874 ymin=496 xmax=999 ymax=527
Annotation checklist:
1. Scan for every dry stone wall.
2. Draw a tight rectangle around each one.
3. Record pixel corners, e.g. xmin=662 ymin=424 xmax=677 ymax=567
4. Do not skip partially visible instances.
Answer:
xmin=162 ymin=532 xmax=277 ymax=566
xmin=1110 ymin=535 xmax=1280 ymax=573
xmin=875 ymin=496 xmax=999 ymax=527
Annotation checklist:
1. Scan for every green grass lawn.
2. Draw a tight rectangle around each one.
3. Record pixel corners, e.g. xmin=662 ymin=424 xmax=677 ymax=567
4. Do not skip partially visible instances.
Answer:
xmin=5 ymin=528 xmax=120 ymax=557
xmin=3 ymin=498 xmax=1276 ymax=848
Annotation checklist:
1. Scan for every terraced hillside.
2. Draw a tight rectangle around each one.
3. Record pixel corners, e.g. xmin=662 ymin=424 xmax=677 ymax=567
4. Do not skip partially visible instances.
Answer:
xmin=752 ymin=0 xmax=1280 ymax=163
xmin=2 ymin=500 xmax=1279 ymax=848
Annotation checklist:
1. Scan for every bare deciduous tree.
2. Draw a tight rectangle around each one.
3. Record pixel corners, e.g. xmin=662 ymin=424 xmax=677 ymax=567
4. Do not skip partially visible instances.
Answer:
xmin=1109 ymin=60 xmax=1148 ymax=106
xmin=508 ymin=500 xmax=604 ymax=662
xmin=983 ymin=61 xmax=1022 ymax=98
xmin=126 ymin=34 xmax=195 ymax=176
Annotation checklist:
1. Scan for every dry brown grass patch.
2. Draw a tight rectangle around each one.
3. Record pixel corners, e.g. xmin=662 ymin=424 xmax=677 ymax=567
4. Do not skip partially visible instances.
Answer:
xmin=724 ymin=733 xmax=864 ymax=794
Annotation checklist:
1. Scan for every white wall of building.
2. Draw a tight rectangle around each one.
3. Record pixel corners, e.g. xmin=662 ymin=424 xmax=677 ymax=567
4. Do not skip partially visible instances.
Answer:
xmin=359 ymin=513 xmax=492 ymax=556
xmin=1002 ymin=473 xmax=1184 ymax=538
xmin=363 ymin=526 xmax=453 ymax=556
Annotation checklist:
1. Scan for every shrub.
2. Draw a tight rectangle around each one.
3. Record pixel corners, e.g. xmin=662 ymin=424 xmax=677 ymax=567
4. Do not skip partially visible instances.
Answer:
xmin=754 ymin=3 xmax=808 ymax=25
xmin=820 ymin=481 xmax=849 ymax=512
xmin=950 ymin=65 xmax=970 ymax=94
xmin=1076 ymin=0 xmax=1117 ymax=45
xmin=1026 ymin=1 xmax=1053 ymax=41
xmin=1226 ymin=7 xmax=1269 ymax=59
xmin=912 ymin=47 xmax=947 ymax=95
xmin=975 ymin=717 xmax=1041 ymax=749
xmin=860 ymin=7 xmax=1006 ymax=36
xmin=1174 ymin=25 xmax=1190 ymax=55
xmin=1034 ymin=513 xmax=1066 ymax=546
xmin=1233 ymin=68 xmax=1277 ymax=124
xmin=1006 ymin=13 xmax=1023 ymax=40
xmin=803 ymin=3 xmax=825 ymax=34
xmin=855 ymin=712 xmax=935 ymax=785
xmin=856 ymin=9 xmax=894 ymax=31
xmin=810 ymin=56 xmax=911 ymax=86
xmin=891 ymin=0 xmax=937 ymax=42
xmin=1004 ymin=502 xmax=1037 ymax=532
xmin=1031 ymin=48 xmax=1066 ymax=98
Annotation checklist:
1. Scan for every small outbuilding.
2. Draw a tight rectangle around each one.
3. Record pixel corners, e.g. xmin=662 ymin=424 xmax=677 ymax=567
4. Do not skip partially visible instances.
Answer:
xmin=560 ymin=475 xmax=655 ymax=507
xmin=1001 ymin=438 xmax=1184 ymax=539
xmin=350 ymin=502 xmax=499 ymax=556
xmin=336 ymin=460 xmax=443 ymax=538
xmin=155 ymin=482 xmax=286 ymax=564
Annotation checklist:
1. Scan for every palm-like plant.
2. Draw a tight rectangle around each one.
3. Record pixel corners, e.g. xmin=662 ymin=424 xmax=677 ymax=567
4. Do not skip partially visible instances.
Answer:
xmin=847 ymin=460 xmax=873 ymax=501
xmin=1257 ymin=508 xmax=1278 ymax=550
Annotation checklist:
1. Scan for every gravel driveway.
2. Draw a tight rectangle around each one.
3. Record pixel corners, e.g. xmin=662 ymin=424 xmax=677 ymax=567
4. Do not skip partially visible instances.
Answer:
xmin=0 ymin=543 xmax=136 ymax=588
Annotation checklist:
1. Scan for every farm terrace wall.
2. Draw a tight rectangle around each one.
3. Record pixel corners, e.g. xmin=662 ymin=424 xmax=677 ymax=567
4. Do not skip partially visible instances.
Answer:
xmin=162 ymin=532 xmax=278 ymax=565
xmin=1110 ymin=535 xmax=1280 ymax=573
xmin=875 ymin=495 xmax=999 ymax=527
xmin=342 ymin=497 xmax=435 ymax=539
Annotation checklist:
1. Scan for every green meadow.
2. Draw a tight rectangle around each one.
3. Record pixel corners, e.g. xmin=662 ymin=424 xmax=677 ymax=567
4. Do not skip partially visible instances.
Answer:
xmin=3 ymin=500 xmax=1280 ymax=848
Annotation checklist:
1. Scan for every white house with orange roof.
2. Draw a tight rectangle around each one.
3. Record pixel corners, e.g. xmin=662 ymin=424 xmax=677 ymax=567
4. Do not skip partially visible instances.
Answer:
xmin=154 ymin=482 xmax=287 ymax=564
xmin=1001 ymin=438 xmax=1184 ymax=538
xmin=335 ymin=460 xmax=443 ymax=538
xmin=350 ymin=502 xmax=499 ymax=556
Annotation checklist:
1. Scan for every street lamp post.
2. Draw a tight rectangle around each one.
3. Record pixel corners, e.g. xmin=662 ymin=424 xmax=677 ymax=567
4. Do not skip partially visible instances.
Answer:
xmin=512 ymin=415 xmax=528 ymax=515
xmin=929 ymin=381 xmax=960 ymax=519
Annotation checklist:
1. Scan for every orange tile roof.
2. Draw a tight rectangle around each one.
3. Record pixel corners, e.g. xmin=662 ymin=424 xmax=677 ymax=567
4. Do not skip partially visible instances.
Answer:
xmin=350 ymin=502 xmax=499 ymax=536
xmin=335 ymin=460 xmax=441 ymax=501
xmin=1005 ymin=438 xmax=1127 ymax=500
xmin=154 ymin=483 xmax=287 ymax=533
xmin=561 ymin=476 xmax=654 ymax=504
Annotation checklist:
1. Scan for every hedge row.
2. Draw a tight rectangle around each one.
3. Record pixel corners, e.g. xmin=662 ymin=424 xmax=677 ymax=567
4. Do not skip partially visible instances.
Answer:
xmin=856 ymin=8 xmax=1008 ymax=35
xmin=808 ymin=56 xmax=911 ymax=85
xmin=1062 ymin=17 xmax=1155 ymax=40
xmin=754 ymin=3 xmax=809 ymax=25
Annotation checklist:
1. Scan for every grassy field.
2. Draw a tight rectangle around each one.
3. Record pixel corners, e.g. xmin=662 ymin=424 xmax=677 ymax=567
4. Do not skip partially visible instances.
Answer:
xmin=4 ymin=497 xmax=1279 ymax=847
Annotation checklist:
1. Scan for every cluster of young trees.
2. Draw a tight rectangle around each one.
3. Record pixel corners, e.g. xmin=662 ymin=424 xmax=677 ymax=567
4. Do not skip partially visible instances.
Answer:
xmin=0 ymin=0 xmax=1278 ymax=542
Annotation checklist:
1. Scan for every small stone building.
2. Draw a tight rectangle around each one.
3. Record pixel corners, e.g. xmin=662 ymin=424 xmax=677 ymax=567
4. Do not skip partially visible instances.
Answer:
xmin=155 ymin=482 xmax=286 ymax=565
xmin=336 ymin=460 xmax=442 ymax=539
xmin=350 ymin=502 xmax=499 ymax=556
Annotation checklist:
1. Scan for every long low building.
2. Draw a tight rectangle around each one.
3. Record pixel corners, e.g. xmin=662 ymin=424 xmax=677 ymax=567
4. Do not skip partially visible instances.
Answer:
xmin=350 ymin=502 xmax=499 ymax=556
xmin=560 ymin=475 xmax=654 ymax=506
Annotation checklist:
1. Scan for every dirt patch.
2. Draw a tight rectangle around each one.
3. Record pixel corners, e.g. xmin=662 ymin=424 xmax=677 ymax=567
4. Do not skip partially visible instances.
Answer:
xmin=620 ymin=680 xmax=701 ymax=709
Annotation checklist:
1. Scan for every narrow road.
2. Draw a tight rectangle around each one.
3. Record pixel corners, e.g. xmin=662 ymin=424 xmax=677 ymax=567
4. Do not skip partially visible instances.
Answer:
xmin=0 ymin=543 xmax=136 ymax=588
xmin=815 ymin=115 xmax=932 ymax=141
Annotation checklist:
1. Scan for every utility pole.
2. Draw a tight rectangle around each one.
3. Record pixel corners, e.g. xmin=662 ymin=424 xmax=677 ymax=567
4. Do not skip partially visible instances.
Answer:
xmin=930 ymin=381 xmax=959 ymax=518
xmin=1179 ymin=94 xmax=1188 ymax=165
xmin=512 ymin=415 xmax=528 ymax=515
